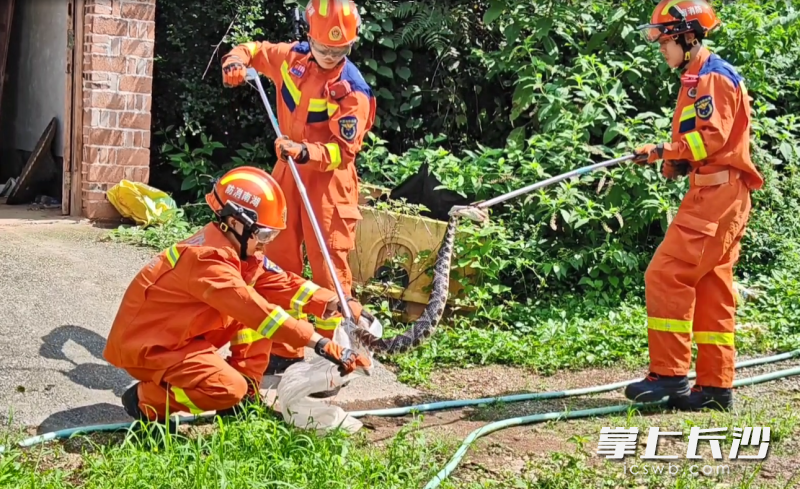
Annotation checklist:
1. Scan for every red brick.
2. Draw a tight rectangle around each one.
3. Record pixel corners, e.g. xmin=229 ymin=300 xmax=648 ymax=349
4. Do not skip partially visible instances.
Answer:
xmin=84 ymin=200 xmax=122 ymax=220
xmin=109 ymin=38 xmax=121 ymax=56
xmin=88 ymin=91 xmax=126 ymax=110
xmin=82 ymin=181 xmax=108 ymax=192
xmin=82 ymin=189 xmax=108 ymax=201
xmin=83 ymin=71 xmax=111 ymax=82
xmin=121 ymin=2 xmax=155 ymax=21
xmin=119 ymin=75 xmax=151 ymax=93
xmin=117 ymin=147 xmax=149 ymax=166
xmin=86 ymin=54 xmax=125 ymax=73
xmin=128 ymin=20 xmax=155 ymax=40
xmin=121 ymin=39 xmax=153 ymax=58
xmin=119 ymin=112 xmax=150 ymax=130
xmin=86 ymin=33 xmax=110 ymax=44
xmin=90 ymin=43 xmax=109 ymax=55
xmin=86 ymin=109 xmax=120 ymax=129
xmin=86 ymin=2 xmax=112 ymax=15
xmin=132 ymin=130 xmax=149 ymax=148
xmin=87 ymin=128 xmax=126 ymax=146
xmin=86 ymin=164 xmax=125 ymax=183
xmin=123 ymin=165 xmax=150 ymax=182
xmin=83 ymin=146 xmax=117 ymax=165
xmin=89 ymin=16 xmax=128 ymax=36
xmin=83 ymin=146 xmax=117 ymax=168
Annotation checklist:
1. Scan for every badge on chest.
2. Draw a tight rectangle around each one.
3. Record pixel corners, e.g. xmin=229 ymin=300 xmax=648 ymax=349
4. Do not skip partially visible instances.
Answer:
xmin=290 ymin=62 xmax=306 ymax=78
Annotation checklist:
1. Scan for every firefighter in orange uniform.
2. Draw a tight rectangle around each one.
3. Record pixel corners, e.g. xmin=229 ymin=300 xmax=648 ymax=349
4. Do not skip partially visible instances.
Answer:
xmin=625 ymin=0 xmax=763 ymax=411
xmin=103 ymin=166 xmax=371 ymax=428
xmin=220 ymin=0 xmax=376 ymax=374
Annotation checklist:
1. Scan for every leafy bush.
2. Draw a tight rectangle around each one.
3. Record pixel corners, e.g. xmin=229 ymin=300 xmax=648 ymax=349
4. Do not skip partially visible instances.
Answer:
xmin=146 ymin=0 xmax=800 ymax=377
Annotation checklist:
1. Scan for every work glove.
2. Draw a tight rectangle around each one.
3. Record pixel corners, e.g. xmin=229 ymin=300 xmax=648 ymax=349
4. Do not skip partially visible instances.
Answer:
xmin=633 ymin=143 xmax=665 ymax=164
xmin=275 ymin=136 xmax=309 ymax=163
xmin=337 ymin=297 xmax=384 ymax=338
xmin=222 ymin=55 xmax=246 ymax=87
xmin=314 ymin=337 xmax=372 ymax=375
xmin=662 ymin=159 xmax=691 ymax=180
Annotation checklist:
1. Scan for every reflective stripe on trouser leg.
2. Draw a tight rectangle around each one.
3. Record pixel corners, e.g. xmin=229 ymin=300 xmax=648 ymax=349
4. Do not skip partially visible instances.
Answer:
xmin=693 ymin=245 xmax=742 ymax=389
xmin=644 ymin=246 xmax=697 ymax=377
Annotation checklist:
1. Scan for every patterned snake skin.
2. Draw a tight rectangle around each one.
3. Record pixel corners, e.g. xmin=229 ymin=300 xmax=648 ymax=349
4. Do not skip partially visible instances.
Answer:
xmin=348 ymin=205 xmax=488 ymax=354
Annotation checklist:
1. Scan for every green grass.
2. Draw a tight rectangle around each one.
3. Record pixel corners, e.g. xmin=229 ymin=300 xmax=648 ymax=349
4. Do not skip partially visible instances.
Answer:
xmin=1 ymin=413 xmax=457 ymax=489
xmin=384 ymin=267 xmax=800 ymax=385
xmin=6 ymin=385 xmax=800 ymax=489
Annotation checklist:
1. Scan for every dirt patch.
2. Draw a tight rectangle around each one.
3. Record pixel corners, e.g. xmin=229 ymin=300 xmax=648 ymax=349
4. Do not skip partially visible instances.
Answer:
xmin=338 ymin=356 xmax=800 ymax=486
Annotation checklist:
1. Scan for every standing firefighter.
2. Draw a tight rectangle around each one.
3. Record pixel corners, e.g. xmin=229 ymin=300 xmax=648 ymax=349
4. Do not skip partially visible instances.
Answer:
xmin=104 ymin=166 xmax=371 ymax=428
xmin=220 ymin=0 xmax=376 ymax=374
xmin=625 ymin=0 xmax=763 ymax=411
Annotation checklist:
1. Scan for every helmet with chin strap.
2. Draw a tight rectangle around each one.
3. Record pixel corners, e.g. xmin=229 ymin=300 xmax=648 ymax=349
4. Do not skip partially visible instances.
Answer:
xmin=205 ymin=166 xmax=287 ymax=261
xmin=637 ymin=0 xmax=721 ymax=70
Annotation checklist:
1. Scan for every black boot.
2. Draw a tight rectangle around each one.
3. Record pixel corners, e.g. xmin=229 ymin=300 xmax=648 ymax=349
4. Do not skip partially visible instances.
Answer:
xmin=121 ymin=382 xmax=178 ymax=437
xmin=265 ymin=355 xmax=305 ymax=375
xmin=688 ymin=386 xmax=733 ymax=411
xmin=624 ymin=373 xmax=691 ymax=409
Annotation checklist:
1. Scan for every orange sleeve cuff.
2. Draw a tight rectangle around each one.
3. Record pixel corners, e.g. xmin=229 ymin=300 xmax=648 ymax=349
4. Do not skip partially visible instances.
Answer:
xmin=306 ymin=288 xmax=337 ymax=318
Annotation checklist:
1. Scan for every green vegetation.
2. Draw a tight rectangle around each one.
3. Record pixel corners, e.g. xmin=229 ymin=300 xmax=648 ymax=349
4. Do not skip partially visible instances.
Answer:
xmin=110 ymin=0 xmax=800 ymax=383
xmin=74 ymin=0 xmax=800 ymax=487
xmin=1 ymin=415 xmax=454 ymax=488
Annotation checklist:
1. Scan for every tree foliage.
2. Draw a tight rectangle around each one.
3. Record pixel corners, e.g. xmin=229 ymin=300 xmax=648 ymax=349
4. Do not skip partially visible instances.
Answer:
xmin=150 ymin=0 xmax=800 ymax=350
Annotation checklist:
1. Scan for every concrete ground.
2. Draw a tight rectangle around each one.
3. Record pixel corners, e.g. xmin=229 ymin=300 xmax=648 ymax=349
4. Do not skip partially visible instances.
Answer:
xmin=0 ymin=205 xmax=416 ymax=436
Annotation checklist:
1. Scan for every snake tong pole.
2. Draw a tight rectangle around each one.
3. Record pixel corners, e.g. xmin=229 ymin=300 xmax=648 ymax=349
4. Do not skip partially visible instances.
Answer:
xmin=475 ymin=154 xmax=638 ymax=210
xmin=246 ymin=67 xmax=353 ymax=320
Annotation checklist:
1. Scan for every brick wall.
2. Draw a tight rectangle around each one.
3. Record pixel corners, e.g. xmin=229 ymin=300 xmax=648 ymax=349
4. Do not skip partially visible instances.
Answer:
xmin=81 ymin=0 xmax=155 ymax=219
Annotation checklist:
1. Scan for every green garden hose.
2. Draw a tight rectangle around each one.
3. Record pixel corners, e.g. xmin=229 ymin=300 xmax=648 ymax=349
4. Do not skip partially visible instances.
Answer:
xmin=1 ymin=349 xmax=798 ymax=489
xmin=422 ymin=363 xmax=800 ymax=489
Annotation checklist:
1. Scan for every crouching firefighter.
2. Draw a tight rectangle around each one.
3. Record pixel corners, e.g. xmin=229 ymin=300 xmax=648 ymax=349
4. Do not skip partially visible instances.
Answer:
xmin=626 ymin=0 xmax=764 ymax=411
xmin=220 ymin=0 xmax=377 ymax=375
xmin=103 ymin=166 xmax=372 ymax=428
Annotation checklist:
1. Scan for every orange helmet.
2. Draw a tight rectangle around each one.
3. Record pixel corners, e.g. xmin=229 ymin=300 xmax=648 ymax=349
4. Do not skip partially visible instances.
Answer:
xmin=638 ymin=0 xmax=720 ymax=43
xmin=304 ymin=0 xmax=361 ymax=47
xmin=205 ymin=166 xmax=287 ymax=251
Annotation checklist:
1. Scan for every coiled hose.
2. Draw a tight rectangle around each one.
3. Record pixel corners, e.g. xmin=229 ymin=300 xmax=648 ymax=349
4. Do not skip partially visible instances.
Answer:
xmin=2 ymin=349 xmax=799 ymax=489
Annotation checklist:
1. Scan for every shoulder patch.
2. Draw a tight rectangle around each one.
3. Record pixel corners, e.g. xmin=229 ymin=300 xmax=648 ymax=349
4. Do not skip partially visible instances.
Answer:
xmin=340 ymin=60 xmax=373 ymax=98
xmin=291 ymin=41 xmax=311 ymax=54
xmin=699 ymin=54 xmax=744 ymax=89
xmin=262 ymin=256 xmax=283 ymax=273
xmin=339 ymin=115 xmax=358 ymax=141
xmin=694 ymin=95 xmax=714 ymax=120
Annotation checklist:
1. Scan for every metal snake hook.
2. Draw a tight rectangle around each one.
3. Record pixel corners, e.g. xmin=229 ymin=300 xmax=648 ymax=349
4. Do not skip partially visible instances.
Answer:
xmin=245 ymin=67 xmax=354 ymax=321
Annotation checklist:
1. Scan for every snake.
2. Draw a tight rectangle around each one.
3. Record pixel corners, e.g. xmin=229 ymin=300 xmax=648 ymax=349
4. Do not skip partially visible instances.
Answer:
xmin=346 ymin=205 xmax=489 ymax=354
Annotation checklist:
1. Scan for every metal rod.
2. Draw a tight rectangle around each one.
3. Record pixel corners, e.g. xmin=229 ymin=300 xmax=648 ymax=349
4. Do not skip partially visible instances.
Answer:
xmin=245 ymin=67 xmax=353 ymax=320
xmin=476 ymin=154 xmax=637 ymax=210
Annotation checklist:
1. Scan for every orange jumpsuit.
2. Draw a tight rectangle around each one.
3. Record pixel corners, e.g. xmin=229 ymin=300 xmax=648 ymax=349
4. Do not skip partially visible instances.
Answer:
xmin=644 ymin=46 xmax=764 ymax=389
xmin=227 ymin=40 xmax=376 ymax=359
xmin=103 ymin=223 xmax=336 ymax=420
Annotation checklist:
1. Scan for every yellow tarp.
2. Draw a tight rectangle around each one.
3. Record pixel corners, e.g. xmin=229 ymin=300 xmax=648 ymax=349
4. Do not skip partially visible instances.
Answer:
xmin=106 ymin=180 xmax=178 ymax=227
